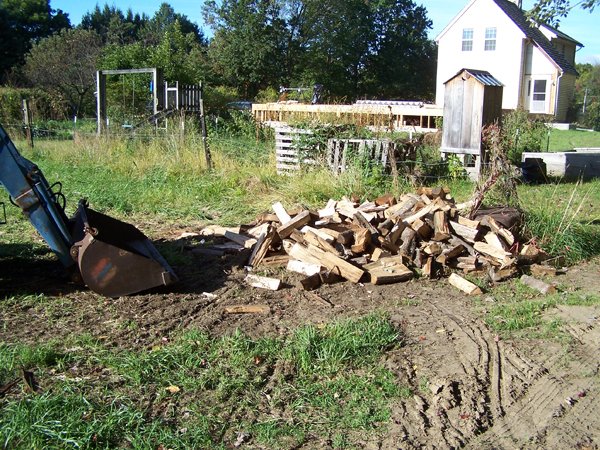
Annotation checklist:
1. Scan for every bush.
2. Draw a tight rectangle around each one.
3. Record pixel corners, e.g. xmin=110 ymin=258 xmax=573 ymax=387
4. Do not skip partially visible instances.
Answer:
xmin=582 ymin=101 xmax=600 ymax=131
xmin=501 ymin=109 xmax=549 ymax=165
xmin=0 ymin=87 xmax=67 ymax=126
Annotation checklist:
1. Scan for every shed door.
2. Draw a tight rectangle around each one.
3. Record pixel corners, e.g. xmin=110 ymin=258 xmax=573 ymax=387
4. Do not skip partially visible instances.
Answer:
xmin=525 ymin=76 xmax=550 ymax=113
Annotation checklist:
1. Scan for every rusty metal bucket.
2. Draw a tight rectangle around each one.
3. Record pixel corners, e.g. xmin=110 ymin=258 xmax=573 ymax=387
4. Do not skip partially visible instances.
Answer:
xmin=70 ymin=201 xmax=177 ymax=297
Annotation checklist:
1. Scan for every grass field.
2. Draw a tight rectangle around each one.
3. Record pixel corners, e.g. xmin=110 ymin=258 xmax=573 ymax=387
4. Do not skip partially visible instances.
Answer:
xmin=547 ymin=128 xmax=600 ymax=151
xmin=1 ymin=126 xmax=600 ymax=448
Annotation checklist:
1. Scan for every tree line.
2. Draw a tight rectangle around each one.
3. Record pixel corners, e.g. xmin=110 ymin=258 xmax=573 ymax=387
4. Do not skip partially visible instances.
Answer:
xmin=1 ymin=0 xmax=438 ymax=119
xmin=0 ymin=0 xmax=598 ymax=124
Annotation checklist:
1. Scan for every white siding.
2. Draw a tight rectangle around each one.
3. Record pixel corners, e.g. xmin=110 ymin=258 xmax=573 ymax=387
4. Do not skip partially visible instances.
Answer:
xmin=436 ymin=0 xmax=526 ymax=109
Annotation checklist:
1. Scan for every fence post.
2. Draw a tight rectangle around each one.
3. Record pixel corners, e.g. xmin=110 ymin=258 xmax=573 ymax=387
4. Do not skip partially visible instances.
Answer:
xmin=199 ymin=83 xmax=212 ymax=170
xmin=22 ymin=99 xmax=33 ymax=148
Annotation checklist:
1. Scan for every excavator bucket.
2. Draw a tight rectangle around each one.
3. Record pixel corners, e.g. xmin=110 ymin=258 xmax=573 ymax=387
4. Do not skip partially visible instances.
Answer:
xmin=70 ymin=201 xmax=177 ymax=297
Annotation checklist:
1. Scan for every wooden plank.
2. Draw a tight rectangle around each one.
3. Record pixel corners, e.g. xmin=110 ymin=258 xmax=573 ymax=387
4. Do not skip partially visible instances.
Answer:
xmin=448 ymin=273 xmax=482 ymax=295
xmin=225 ymin=305 xmax=270 ymax=314
xmin=224 ymin=230 xmax=258 ymax=249
xmin=288 ymin=242 xmax=364 ymax=283
xmin=245 ymin=274 xmax=281 ymax=291
xmin=277 ymin=210 xmax=312 ymax=238
xmin=272 ymin=202 xmax=292 ymax=224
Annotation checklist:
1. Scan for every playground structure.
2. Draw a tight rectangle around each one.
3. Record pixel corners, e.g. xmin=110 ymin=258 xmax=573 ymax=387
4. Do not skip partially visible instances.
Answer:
xmin=95 ymin=68 xmax=205 ymax=133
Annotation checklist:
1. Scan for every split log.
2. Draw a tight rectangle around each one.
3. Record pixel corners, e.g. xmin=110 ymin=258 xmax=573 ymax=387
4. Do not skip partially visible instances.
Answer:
xmin=458 ymin=216 xmax=480 ymax=229
xmin=399 ymin=227 xmax=417 ymax=257
xmin=481 ymin=215 xmax=515 ymax=247
xmin=287 ymin=259 xmax=322 ymax=276
xmin=245 ymin=274 xmax=281 ymax=291
xmin=489 ymin=266 xmax=518 ymax=282
xmin=484 ymin=231 xmax=508 ymax=252
xmin=199 ymin=225 xmax=241 ymax=236
xmin=436 ymin=244 xmax=465 ymax=265
xmin=288 ymin=242 xmax=364 ymax=283
xmin=272 ymin=201 xmax=292 ymax=224
xmin=247 ymin=226 xmax=275 ymax=267
xmin=304 ymin=230 xmax=341 ymax=255
xmin=375 ymin=193 xmax=396 ymax=206
xmin=448 ymin=273 xmax=482 ymax=295
xmin=371 ymin=247 xmax=392 ymax=261
xmin=384 ymin=196 xmax=419 ymax=220
xmin=277 ymin=210 xmax=312 ymax=238
xmin=351 ymin=228 xmax=371 ymax=254
xmin=260 ymin=255 xmax=289 ymax=266
xmin=301 ymin=226 xmax=335 ymax=243
xmin=473 ymin=242 xmax=513 ymax=265
xmin=432 ymin=210 xmax=451 ymax=241
xmin=449 ymin=221 xmax=480 ymax=243
xmin=411 ymin=218 xmax=433 ymax=240
xmin=224 ymin=231 xmax=257 ymax=249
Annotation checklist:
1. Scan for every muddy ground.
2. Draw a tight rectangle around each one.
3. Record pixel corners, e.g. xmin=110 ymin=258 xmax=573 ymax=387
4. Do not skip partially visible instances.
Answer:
xmin=1 ymin=225 xmax=599 ymax=449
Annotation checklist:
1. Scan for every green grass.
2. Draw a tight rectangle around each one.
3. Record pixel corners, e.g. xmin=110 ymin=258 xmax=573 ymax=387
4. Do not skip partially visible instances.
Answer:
xmin=547 ymin=129 xmax=600 ymax=151
xmin=483 ymin=280 xmax=600 ymax=339
xmin=518 ymin=180 xmax=600 ymax=263
xmin=0 ymin=314 xmax=407 ymax=449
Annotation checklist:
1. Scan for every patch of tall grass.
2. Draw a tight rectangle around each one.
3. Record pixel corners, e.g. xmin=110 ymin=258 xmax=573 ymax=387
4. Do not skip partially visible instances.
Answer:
xmin=519 ymin=179 xmax=600 ymax=263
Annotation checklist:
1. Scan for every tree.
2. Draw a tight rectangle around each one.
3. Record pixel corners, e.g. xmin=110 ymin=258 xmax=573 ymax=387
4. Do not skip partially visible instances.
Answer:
xmin=574 ymin=63 xmax=600 ymax=130
xmin=203 ymin=0 xmax=286 ymax=98
xmin=140 ymin=3 xmax=206 ymax=46
xmin=23 ymin=29 xmax=102 ymax=117
xmin=80 ymin=4 xmax=148 ymax=45
xmin=528 ymin=0 xmax=599 ymax=27
xmin=204 ymin=0 xmax=436 ymax=101
xmin=0 ymin=0 xmax=70 ymax=81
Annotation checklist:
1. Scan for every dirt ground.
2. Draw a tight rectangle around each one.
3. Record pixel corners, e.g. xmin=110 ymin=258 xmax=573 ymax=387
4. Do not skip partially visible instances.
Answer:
xmin=1 ymin=226 xmax=599 ymax=449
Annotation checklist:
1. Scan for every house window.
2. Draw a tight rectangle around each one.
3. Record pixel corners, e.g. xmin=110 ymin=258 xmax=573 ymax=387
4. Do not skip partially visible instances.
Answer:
xmin=484 ymin=27 xmax=496 ymax=51
xmin=462 ymin=28 xmax=473 ymax=51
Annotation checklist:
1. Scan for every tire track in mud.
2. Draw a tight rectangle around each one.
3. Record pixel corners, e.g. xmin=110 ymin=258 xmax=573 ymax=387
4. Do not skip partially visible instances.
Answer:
xmin=468 ymin=307 xmax=600 ymax=449
xmin=388 ymin=298 xmax=545 ymax=449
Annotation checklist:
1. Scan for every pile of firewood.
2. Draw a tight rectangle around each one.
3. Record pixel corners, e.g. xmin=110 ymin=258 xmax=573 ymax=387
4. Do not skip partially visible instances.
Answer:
xmin=192 ymin=187 xmax=552 ymax=295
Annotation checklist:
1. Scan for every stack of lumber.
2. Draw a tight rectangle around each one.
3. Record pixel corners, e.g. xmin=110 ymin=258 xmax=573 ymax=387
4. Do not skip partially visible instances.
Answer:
xmin=203 ymin=188 xmax=542 ymax=293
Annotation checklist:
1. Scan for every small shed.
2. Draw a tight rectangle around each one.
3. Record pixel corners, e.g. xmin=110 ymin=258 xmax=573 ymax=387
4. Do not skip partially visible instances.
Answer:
xmin=441 ymin=69 xmax=503 ymax=177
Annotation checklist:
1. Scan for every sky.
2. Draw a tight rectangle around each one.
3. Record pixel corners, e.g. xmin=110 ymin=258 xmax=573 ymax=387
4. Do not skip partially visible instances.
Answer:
xmin=52 ymin=0 xmax=599 ymax=64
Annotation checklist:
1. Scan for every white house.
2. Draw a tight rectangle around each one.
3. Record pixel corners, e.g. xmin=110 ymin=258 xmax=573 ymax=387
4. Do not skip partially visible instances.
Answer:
xmin=435 ymin=0 xmax=582 ymax=122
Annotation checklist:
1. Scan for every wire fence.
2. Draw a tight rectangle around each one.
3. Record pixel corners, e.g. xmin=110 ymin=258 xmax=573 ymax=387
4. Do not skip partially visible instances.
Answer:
xmin=2 ymin=119 xmax=498 ymax=183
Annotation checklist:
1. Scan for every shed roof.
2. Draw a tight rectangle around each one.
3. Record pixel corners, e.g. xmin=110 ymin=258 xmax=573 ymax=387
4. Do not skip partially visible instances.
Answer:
xmin=444 ymin=69 xmax=503 ymax=86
